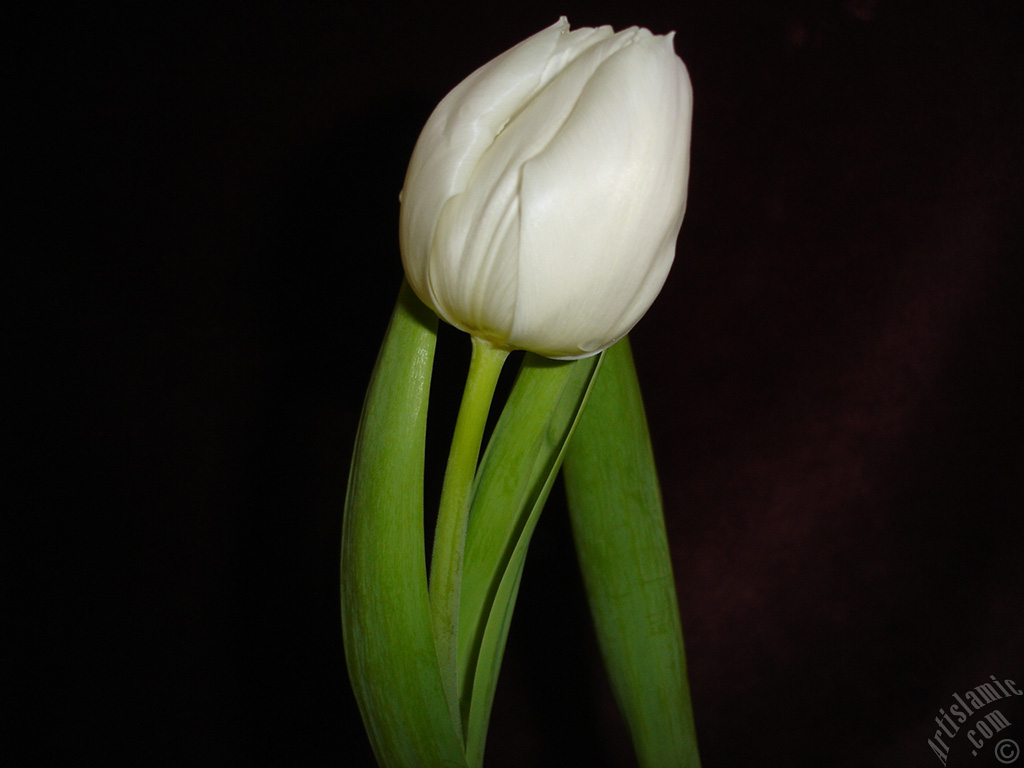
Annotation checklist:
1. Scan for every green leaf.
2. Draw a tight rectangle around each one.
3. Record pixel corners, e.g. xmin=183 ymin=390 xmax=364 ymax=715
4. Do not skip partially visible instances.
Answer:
xmin=562 ymin=338 xmax=701 ymax=768
xmin=457 ymin=352 xmax=603 ymax=768
xmin=341 ymin=282 xmax=467 ymax=767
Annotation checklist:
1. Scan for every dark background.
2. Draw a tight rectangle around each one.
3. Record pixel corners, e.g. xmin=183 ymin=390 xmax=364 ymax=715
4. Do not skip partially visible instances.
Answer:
xmin=27 ymin=0 xmax=1022 ymax=765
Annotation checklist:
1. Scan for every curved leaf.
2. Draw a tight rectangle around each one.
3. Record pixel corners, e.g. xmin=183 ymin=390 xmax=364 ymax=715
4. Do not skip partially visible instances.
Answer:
xmin=563 ymin=338 xmax=700 ymax=768
xmin=458 ymin=352 xmax=603 ymax=767
xmin=341 ymin=282 xmax=467 ymax=767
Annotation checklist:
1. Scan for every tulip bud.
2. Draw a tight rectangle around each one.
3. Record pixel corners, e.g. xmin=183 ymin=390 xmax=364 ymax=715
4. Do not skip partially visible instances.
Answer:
xmin=400 ymin=17 xmax=692 ymax=360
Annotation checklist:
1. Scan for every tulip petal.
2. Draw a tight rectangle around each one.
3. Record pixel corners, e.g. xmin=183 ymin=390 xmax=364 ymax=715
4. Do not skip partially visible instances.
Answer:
xmin=400 ymin=20 xmax=692 ymax=360
xmin=402 ymin=18 xmax=615 ymax=307
xmin=425 ymin=25 xmax=638 ymax=343
xmin=514 ymin=33 xmax=692 ymax=358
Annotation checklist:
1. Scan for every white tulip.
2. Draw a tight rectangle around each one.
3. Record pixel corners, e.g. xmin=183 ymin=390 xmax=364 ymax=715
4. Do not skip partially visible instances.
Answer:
xmin=399 ymin=17 xmax=692 ymax=359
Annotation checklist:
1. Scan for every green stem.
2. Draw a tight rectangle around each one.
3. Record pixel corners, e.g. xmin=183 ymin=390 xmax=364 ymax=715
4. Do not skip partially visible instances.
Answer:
xmin=429 ymin=335 xmax=509 ymax=740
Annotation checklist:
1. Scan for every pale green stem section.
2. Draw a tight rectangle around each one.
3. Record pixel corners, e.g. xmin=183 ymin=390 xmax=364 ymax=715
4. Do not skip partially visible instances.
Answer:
xmin=429 ymin=335 xmax=509 ymax=738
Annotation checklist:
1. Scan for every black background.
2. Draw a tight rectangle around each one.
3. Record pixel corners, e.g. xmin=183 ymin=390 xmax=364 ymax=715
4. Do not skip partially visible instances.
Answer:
xmin=25 ymin=0 xmax=1023 ymax=765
